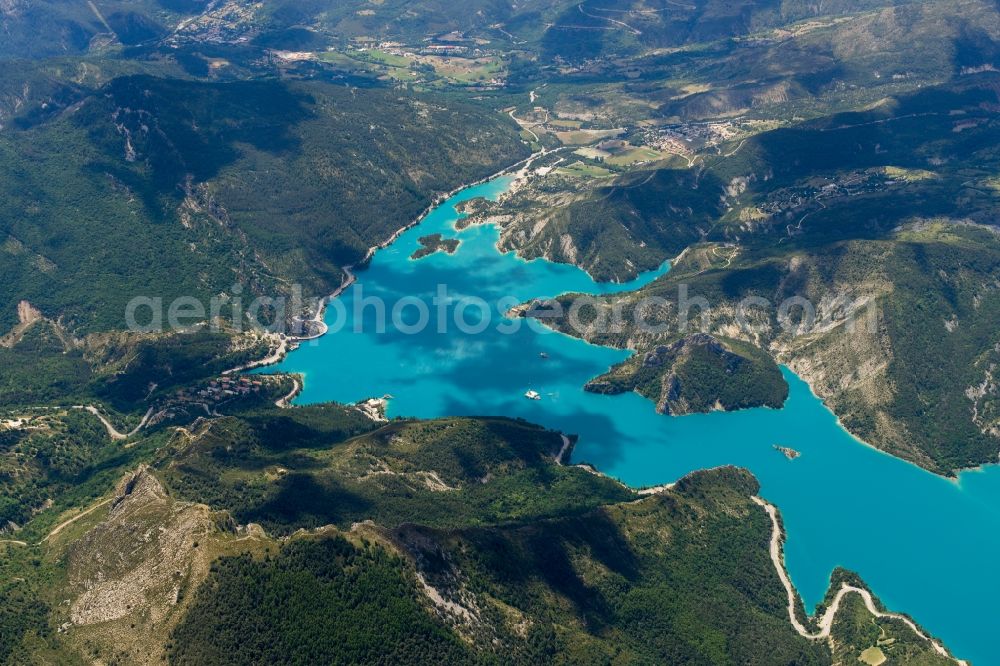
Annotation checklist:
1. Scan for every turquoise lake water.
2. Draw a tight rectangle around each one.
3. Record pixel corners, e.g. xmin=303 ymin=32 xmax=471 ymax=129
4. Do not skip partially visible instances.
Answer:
xmin=268 ymin=177 xmax=1000 ymax=665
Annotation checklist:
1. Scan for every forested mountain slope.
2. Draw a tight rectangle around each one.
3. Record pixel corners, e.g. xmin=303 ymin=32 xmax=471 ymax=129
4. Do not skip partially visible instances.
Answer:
xmin=0 ymin=408 xmax=963 ymax=664
xmin=1 ymin=0 xmax=919 ymax=59
xmin=0 ymin=0 xmax=993 ymax=662
xmin=0 ymin=74 xmax=527 ymax=332
xmin=512 ymin=74 xmax=1000 ymax=473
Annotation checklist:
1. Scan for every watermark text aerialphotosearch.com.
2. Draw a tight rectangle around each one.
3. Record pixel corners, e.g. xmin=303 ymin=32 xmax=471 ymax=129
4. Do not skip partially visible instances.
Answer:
xmin=125 ymin=283 xmax=877 ymax=341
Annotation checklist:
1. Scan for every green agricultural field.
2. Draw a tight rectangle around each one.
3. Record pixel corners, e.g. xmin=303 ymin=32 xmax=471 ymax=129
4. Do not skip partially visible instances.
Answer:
xmin=557 ymin=161 xmax=614 ymax=178
xmin=605 ymin=147 xmax=668 ymax=166
xmin=548 ymin=119 xmax=583 ymax=129
xmin=358 ymin=49 xmax=411 ymax=68
xmin=555 ymin=129 xmax=625 ymax=145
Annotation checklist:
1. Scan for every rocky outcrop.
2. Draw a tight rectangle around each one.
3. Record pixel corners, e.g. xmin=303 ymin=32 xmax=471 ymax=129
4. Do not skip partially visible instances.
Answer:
xmin=0 ymin=300 xmax=42 ymax=347
xmin=61 ymin=467 xmax=236 ymax=664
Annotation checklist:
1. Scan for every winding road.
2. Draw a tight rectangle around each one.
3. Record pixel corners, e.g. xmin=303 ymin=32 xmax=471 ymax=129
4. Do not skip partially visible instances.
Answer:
xmin=74 ymin=406 xmax=154 ymax=441
xmin=555 ymin=434 xmax=573 ymax=465
xmin=509 ymin=108 xmax=540 ymax=142
xmin=751 ymin=496 xmax=965 ymax=664
xmin=275 ymin=376 xmax=302 ymax=408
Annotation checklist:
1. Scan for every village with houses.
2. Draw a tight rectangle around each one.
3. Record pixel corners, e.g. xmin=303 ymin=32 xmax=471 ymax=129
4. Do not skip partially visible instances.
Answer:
xmin=180 ymin=375 xmax=264 ymax=403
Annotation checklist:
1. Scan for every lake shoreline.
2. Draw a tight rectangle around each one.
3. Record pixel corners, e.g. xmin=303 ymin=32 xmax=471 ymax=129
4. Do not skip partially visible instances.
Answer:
xmin=270 ymin=149 xmax=553 ymax=356
xmin=260 ymin=164 xmax=1000 ymax=663
xmin=752 ymin=496 xmax=966 ymax=665
xmin=229 ymin=150 xmax=552 ymax=377
xmin=295 ymin=149 xmax=556 ymax=346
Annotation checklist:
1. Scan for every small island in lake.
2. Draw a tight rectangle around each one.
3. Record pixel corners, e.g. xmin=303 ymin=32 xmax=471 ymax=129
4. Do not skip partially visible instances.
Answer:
xmin=411 ymin=233 xmax=461 ymax=259
xmin=774 ymin=445 xmax=801 ymax=460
